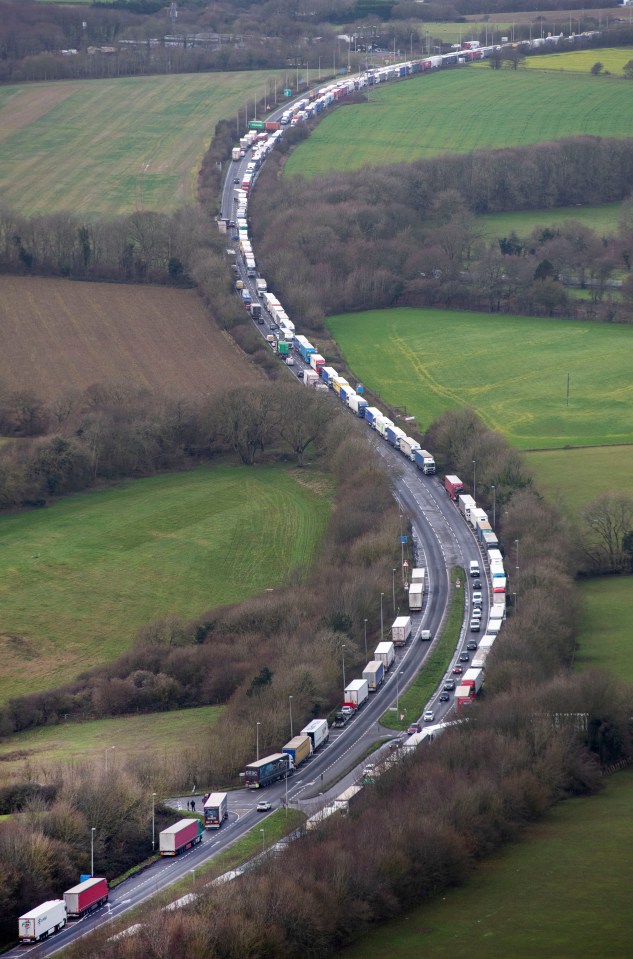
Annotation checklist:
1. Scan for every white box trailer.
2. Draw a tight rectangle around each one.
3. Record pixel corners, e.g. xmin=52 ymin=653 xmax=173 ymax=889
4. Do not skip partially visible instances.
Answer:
xmin=301 ymin=718 xmax=329 ymax=750
xmin=408 ymin=582 xmax=423 ymax=611
xmin=373 ymin=641 xmax=395 ymax=670
xmin=19 ymin=900 xmax=67 ymax=943
xmin=411 ymin=567 xmax=426 ymax=584
xmin=391 ymin=615 xmax=412 ymax=646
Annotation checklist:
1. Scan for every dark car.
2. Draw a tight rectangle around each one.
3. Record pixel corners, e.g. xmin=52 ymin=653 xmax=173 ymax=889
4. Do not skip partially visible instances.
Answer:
xmin=451 ymin=665 xmax=463 ymax=676
xmin=459 ymin=651 xmax=470 ymax=663
xmin=228 ymin=219 xmax=235 ymax=228
xmin=473 ymin=579 xmax=482 ymax=589
xmin=439 ymin=691 xmax=450 ymax=702
xmin=407 ymin=722 xmax=422 ymax=735
xmin=466 ymin=640 xmax=478 ymax=651
xmin=443 ymin=679 xmax=456 ymax=691
xmin=233 ymin=177 xmax=240 ymax=184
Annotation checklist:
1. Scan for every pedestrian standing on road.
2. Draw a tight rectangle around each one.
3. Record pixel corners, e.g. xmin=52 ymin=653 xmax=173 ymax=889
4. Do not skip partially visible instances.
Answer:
xmin=191 ymin=800 xmax=196 ymax=812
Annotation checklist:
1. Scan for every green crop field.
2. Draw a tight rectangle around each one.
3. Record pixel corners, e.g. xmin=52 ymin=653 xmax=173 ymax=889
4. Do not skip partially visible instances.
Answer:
xmin=524 ymin=45 xmax=633 ymax=74
xmin=575 ymin=577 xmax=633 ymax=679
xmin=476 ymin=201 xmax=622 ymax=239
xmin=344 ymin=769 xmax=633 ymax=959
xmin=284 ymin=68 xmax=633 ymax=178
xmin=327 ymin=308 xmax=633 ymax=449
xmin=0 ymin=465 xmax=331 ymax=702
xmin=526 ymin=446 xmax=633 ymax=513
xmin=0 ymin=706 xmax=222 ymax=783
xmin=0 ymin=71 xmax=280 ymax=215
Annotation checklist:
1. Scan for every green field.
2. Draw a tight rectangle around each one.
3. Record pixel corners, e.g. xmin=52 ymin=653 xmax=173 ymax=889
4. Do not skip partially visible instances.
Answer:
xmin=0 ymin=706 xmax=222 ymax=782
xmin=327 ymin=308 xmax=633 ymax=449
xmin=476 ymin=201 xmax=622 ymax=239
xmin=524 ymin=45 xmax=633 ymax=74
xmin=0 ymin=465 xmax=331 ymax=701
xmin=344 ymin=769 xmax=633 ymax=959
xmin=526 ymin=446 xmax=633 ymax=513
xmin=575 ymin=577 xmax=633 ymax=679
xmin=0 ymin=71 xmax=280 ymax=215
xmin=284 ymin=69 xmax=633 ymax=178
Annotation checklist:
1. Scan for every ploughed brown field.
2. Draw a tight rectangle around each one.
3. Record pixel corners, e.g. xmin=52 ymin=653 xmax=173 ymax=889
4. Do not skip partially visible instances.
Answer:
xmin=0 ymin=276 xmax=261 ymax=398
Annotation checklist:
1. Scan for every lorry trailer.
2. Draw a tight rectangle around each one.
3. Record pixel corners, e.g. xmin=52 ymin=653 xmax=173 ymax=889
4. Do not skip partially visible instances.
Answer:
xmin=203 ymin=792 xmax=228 ymax=829
xmin=159 ymin=818 xmax=203 ymax=856
xmin=64 ymin=877 xmax=109 ymax=919
xmin=245 ymin=752 xmax=293 ymax=789
xmin=415 ymin=449 xmax=436 ymax=474
xmin=391 ymin=615 xmax=412 ymax=646
xmin=362 ymin=659 xmax=385 ymax=691
xmin=408 ymin=582 xmax=423 ymax=611
xmin=343 ymin=679 xmax=369 ymax=710
xmin=19 ymin=900 xmax=67 ymax=943
xmin=373 ymin=640 xmax=395 ymax=670
xmin=300 ymin=718 xmax=329 ymax=751
xmin=282 ymin=735 xmax=312 ymax=768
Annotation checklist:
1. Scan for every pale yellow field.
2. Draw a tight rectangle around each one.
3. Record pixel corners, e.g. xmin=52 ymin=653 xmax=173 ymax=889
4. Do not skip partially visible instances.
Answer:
xmin=525 ymin=45 xmax=633 ymax=74
xmin=0 ymin=71 xmax=281 ymax=215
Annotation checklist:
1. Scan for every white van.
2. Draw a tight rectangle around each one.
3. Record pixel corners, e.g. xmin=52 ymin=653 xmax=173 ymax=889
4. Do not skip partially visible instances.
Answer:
xmin=469 ymin=560 xmax=480 ymax=578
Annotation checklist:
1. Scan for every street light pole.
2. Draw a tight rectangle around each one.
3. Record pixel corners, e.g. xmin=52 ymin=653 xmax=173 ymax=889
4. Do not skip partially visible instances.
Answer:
xmin=472 ymin=459 xmax=477 ymax=500
xmin=364 ymin=618 xmax=368 ymax=661
xmin=152 ymin=792 xmax=157 ymax=852
xmin=392 ymin=568 xmax=396 ymax=615
xmin=380 ymin=592 xmax=384 ymax=640
xmin=289 ymin=695 xmax=294 ymax=739
xmin=256 ymin=722 xmax=261 ymax=761
xmin=105 ymin=745 xmax=115 ymax=774
xmin=91 ymin=826 xmax=96 ymax=877
xmin=491 ymin=485 xmax=496 ymax=529
xmin=341 ymin=644 xmax=346 ymax=690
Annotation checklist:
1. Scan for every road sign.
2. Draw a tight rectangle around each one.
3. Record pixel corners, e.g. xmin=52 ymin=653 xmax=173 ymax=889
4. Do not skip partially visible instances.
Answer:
xmin=401 ymin=535 xmax=408 ymax=544
xmin=403 ymin=560 xmax=409 ymax=567
xmin=284 ymin=88 xmax=292 ymax=96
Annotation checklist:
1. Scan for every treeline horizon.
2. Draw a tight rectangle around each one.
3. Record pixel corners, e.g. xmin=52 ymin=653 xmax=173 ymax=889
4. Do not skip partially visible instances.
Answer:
xmin=250 ymin=136 xmax=633 ymax=327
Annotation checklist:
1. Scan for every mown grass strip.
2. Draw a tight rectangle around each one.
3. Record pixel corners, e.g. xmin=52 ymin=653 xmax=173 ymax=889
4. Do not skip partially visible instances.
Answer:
xmin=285 ymin=68 xmax=633 ymax=178
xmin=327 ymin=308 xmax=633 ymax=449
xmin=381 ymin=567 xmax=464 ymax=731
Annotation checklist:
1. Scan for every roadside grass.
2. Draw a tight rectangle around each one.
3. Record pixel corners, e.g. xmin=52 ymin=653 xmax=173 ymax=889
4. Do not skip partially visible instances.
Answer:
xmin=525 ymin=446 xmax=633 ymax=514
xmin=0 ymin=71 xmax=281 ymax=215
xmin=381 ymin=568 xmax=464 ymax=731
xmin=524 ymin=46 xmax=633 ymax=74
xmin=575 ymin=576 xmax=633 ymax=680
xmin=0 ymin=464 xmax=332 ymax=702
xmin=343 ymin=768 xmax=633 ymax=959
xmin=0 ymin=706 xmax=223 ymax=783
xmin=475 ymin=201 xmax=622 ymax=239
xmin=326 ymin=307 xmax=633 ymax=449
xmin=285 ymin=68 xmax=633 ymax=177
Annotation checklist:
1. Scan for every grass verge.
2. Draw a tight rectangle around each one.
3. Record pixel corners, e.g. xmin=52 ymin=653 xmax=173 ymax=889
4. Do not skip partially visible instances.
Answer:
xmin=381 ymin=567 xmax=464 ymax=731
xmin=0 ymin=464 xmax=332 ymax=702
xmin=342 ymin=768 xmax=633 ymax=959
xmin=327 ymin=307 xmax=633 ymax=449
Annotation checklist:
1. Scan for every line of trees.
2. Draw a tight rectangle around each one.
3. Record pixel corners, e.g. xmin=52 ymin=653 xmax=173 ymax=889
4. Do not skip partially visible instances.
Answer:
xmin=249 ymin=137 xmax=633 ymax=327
xmin=0 ymin=380 xmax=336 ymax=508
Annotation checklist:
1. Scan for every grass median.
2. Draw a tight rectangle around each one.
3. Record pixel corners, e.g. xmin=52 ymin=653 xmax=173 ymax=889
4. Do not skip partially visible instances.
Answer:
xmin=381 ymin=567 xmax=465 ymax=731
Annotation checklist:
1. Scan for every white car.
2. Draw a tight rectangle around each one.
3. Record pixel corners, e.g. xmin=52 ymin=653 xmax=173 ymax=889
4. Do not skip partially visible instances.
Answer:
xmin=423 ymin=709 xmax=435 ymax=722
xmin=471 ymin=607 xmax=482 ymax=619
xmin=256 ymin=800 xmax=272 ymax=812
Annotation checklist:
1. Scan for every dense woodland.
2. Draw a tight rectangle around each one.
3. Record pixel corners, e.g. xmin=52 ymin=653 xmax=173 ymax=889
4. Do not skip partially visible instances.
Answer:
xmin=251 ymin=137 xmax=633 ymax=326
